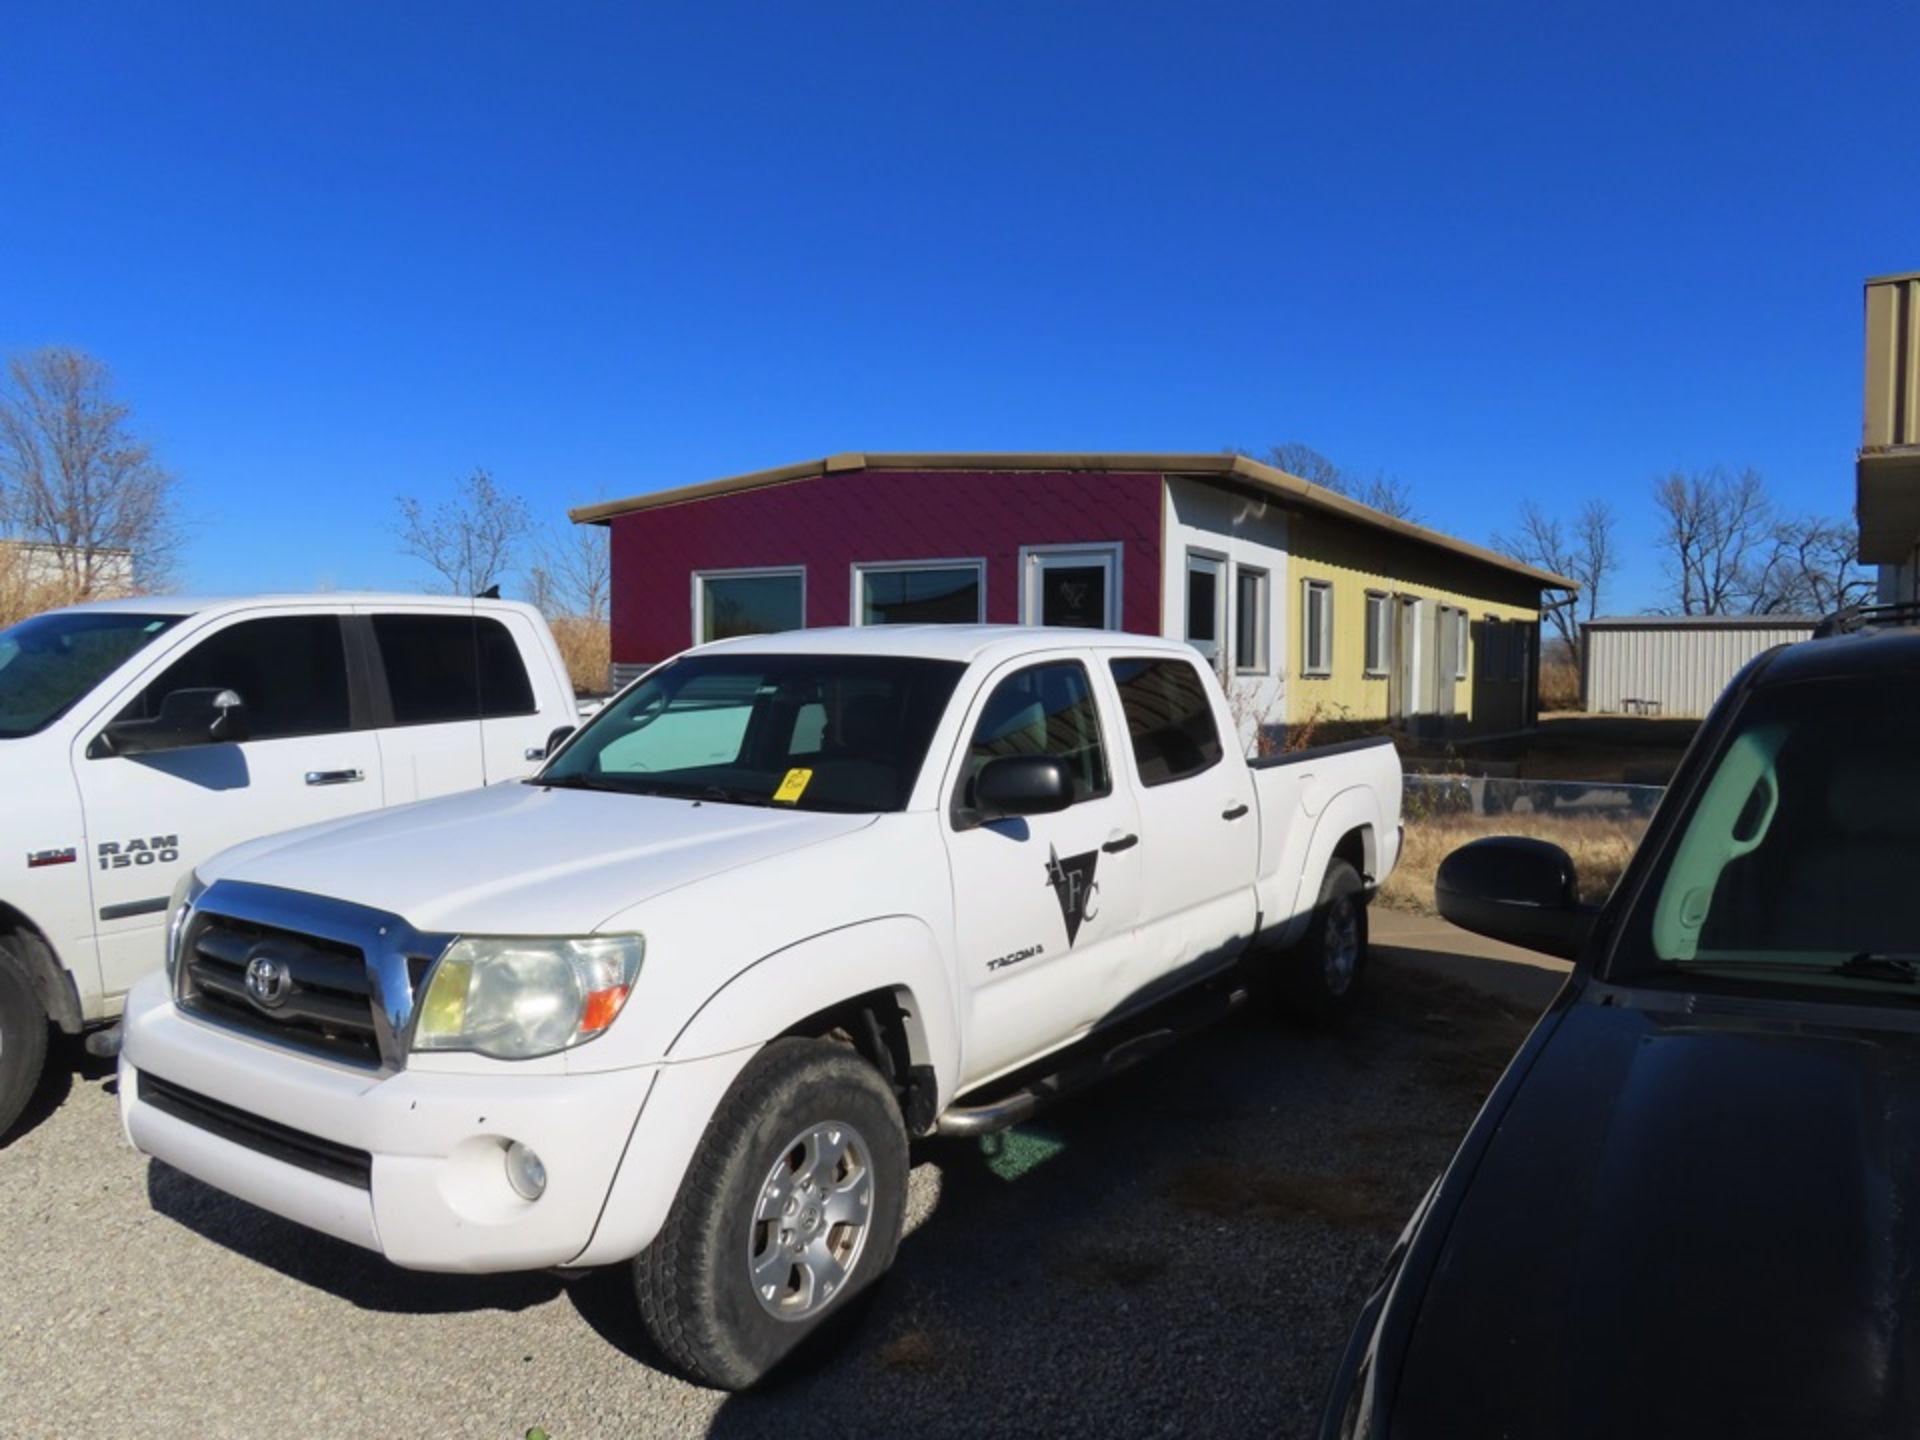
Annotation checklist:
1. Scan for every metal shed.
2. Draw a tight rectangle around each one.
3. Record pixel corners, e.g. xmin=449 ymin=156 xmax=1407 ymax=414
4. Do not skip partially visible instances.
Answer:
xmin=1581 ymin=615 xmax=1817 ymax=718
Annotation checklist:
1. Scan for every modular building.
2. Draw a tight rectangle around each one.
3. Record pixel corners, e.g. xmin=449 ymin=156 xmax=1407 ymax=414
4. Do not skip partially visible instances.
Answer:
xmin=1581 ymin=614 xmax=1817 ymax=718
xmin=572 ymin=452 xmax=1572 ymax=745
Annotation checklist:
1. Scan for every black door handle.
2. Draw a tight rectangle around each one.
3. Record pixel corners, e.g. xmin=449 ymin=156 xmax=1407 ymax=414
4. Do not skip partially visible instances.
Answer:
xmin=1102 ymin=833 xmax=1139 ymax=854
xmin=1221 ymin=803 xmax=1249 ymax=821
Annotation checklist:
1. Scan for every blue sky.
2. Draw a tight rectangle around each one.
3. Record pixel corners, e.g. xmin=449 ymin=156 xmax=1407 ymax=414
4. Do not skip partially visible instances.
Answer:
xmin=4 ymin=1 xmax=1915 ymax=611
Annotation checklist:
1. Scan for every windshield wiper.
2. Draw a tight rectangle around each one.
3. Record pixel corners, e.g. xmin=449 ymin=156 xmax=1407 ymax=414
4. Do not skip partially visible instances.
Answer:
xmin=530 ymin=773 xmax=636 ymax=794
xmin=693 ymin=784 xmax=775 ymax=808
xmin=1838 ymin=953 xmax=1920 ymax=984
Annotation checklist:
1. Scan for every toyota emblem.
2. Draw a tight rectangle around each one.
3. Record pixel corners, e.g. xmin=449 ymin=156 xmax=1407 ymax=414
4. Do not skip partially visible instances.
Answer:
xmin=243 ymin=949 xmax=293 ymax=1010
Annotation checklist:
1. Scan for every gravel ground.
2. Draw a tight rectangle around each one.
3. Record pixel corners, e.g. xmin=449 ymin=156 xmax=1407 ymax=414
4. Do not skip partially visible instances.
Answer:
xmin=0 ymin=959 xmax=1536 ymax=1440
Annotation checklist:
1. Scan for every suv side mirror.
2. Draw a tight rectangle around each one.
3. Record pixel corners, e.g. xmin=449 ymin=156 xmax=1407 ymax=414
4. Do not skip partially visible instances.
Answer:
xmin=1435 ymin=836 xmax=1599 ymax=960
xmin=972 ymin=756 xmax=1075 ymax=823
xmin=101 ymin=688 xmax=251 ymax=756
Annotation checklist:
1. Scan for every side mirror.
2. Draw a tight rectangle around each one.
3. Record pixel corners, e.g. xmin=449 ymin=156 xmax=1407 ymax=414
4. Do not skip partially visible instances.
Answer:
xmin=101 ymin=688 xmax=250 ymax=756
xmin=971 ymin=756 xmax=1075 ymax=823
xmin=543 ymin=724 xmax=576 ymax=758
xmin=1435 ymin=836 xmax=1599 ymax=960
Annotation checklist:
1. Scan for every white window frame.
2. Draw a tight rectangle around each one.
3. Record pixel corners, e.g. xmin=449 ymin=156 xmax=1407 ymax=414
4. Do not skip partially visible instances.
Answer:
xmin=849 ymin=557 xmax=987 ymax=626
xmin=1184 ymin=549 xmax=1227 ymax=664
xmin=1233 ymin=563 xmax=1270 ymax=676
xmin=691 ymin=565 xmax=806 ymax=647
xmin=1363 ymin=590 xmax=1390 ymax=677
xmin=1301 ymin=579 xmax=1334 ymax=677
xmin=1019 ymin=542 xmax=1123 ymax=630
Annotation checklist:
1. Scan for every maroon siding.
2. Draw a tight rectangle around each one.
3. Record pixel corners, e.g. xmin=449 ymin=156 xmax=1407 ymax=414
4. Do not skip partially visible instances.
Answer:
xmin=609 ymin=468 xmax=1165 ymax=665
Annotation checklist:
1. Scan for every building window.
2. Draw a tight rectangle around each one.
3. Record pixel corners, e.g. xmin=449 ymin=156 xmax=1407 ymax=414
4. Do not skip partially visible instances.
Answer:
xmin=1185 ymin=552 xmax=1224 ymax=664
xmin=1478 ymin=615 xmax=1499 ymax=682
xmin=853 ymin=560 xmax=984 ymax=626
xmin=694 ymin=568 xmax=805 ymax=644
xmin=1234 ymin=566 xmax=1269 ymax=674
xmin=1021 ymin=544 xmax=1122 ymax=630
xmin=1364 ymin=591 xmax=1390 ymax=677
xmin=1301 ymin=580 xmax=1333 ymax=677
xmin=1507 ymin=621 xmax=1528 ymax=684
xmin=1454 ymin=609 xmax=1470 ymax=681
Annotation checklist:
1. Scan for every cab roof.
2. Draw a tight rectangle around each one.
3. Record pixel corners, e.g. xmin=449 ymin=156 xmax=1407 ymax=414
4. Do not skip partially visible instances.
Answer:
xmin=695 ymin=623 xmax=1198 ymax=667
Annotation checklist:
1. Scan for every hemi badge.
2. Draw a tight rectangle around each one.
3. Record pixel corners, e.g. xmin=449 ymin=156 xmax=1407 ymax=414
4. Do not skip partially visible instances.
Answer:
xmin=27 ymin=848 xmax=77 ymax=869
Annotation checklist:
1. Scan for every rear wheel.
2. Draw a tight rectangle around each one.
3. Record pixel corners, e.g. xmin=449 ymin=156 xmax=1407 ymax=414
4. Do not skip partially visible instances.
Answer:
xmin=633 ymin=1038 xmax=908 ymax=1389
xmin=0 ymin=940 xmax=50 ymax=1140
xmin=1277 ymin=858 xmax=1368 ymax=1028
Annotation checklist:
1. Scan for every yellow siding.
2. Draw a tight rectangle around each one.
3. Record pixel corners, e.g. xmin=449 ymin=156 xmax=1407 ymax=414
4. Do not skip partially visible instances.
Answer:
xmin=1283 ymin=509 xmax=1545 ymax=734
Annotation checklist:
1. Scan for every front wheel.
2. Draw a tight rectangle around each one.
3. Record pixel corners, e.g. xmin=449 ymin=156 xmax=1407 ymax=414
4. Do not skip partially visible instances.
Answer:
xmin=633 ymin=1038 xmax=908 ymax=1389
xmin=1277 ymin=858 xmax=1368 ymax=1029
xmin=0 ymin=942 xmax=51 ymax=1140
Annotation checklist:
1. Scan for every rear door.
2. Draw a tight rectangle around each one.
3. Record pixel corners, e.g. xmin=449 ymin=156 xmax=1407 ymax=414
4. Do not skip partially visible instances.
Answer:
xmin=941 ymin=655 xmax=1143 ymax=1087
xmin=76 ymin=609 xmax=382 ymax=998
xmin=362 ymin=608 xmax=488 ymax=802
xmin=474 ymin=609 xmax=557 ymax=783
xmin=1104 ymin=653 xmax=1258 ymax=1004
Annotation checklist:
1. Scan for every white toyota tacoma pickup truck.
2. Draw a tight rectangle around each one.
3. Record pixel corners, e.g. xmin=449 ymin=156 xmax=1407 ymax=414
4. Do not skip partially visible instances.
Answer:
xmin=120 ymin=625 xmax=1401 ymax=1387
xmin=0 ymin=593 xmax=582 ymax=1136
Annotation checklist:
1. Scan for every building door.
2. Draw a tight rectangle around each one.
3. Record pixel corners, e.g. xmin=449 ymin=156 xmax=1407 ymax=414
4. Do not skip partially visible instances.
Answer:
xmin=1390 ymin=596 xmax=1420 ymax=722
xmin=1022 ymin=544 xmax=1121 ymax=630
xmin=1434 ymin=606 xmax=1459 ymax=720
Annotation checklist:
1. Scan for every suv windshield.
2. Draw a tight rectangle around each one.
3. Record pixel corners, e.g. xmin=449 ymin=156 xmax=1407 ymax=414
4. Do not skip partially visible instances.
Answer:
xmin=538 ymin=652 xmax=965 ymax=813
xmin=1619 ymin=675 xmax=1920 ymax=998
xmin=0 ymin=610 xmax=184 ymax=738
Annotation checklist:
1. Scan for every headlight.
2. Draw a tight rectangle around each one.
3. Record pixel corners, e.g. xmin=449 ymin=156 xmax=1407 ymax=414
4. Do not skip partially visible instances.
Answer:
xmin=412 ymin=934 xmax=644 ymax=1060
xmin=164 ymin=871 xmax=205 ymax=985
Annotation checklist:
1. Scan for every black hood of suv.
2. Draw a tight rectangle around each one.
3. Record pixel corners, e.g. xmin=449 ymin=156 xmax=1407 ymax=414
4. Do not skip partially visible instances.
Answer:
xmin=1389 ymin=993 xmax=1920 ymax=1439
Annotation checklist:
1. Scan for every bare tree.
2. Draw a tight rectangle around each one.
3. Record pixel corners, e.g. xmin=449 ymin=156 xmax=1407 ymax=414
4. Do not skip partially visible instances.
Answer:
xmin=528 ymin=522 xmax=611 ymax=622
xmin=1750 ymin=514 xmax=1873 ymax=616
xmin=1652 ymin=467 xmax=1777 ymax=615
xmin=395 ymin=468 xmax=532 ymax=596
xmin=1493 ymin=498 xmax=1617 ymax=653
xmin=0 ymin=348 xmax=179 ymax=593
xmin=1245 ymin=442 xmax=1419 ymax=521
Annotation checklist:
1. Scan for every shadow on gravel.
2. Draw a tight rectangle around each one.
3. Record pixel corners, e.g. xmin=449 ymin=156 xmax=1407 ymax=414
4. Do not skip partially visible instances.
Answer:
xmin=698 ymin=963 xmax=1539 ymax=1440
xmin=145 ymin=1161 xmax=563 ymax=1315
xmin=2 ymin=1030 xmax=113 ymax=1149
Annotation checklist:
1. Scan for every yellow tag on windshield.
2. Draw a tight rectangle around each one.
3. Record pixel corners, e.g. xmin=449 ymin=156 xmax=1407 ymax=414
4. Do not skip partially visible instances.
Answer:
xmin=772 ymin=768 xmax=813 ymax=804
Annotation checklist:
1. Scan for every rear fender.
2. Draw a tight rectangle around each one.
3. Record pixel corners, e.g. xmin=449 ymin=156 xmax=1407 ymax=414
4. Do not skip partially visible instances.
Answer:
xmin=1265 ymin=789 xmax=1379 ymax=950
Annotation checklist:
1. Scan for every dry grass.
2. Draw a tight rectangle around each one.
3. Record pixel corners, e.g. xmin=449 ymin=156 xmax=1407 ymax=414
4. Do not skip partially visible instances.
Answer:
xmin=0 ymin=550 xmax=92 ymax=628
xmin=1380 ymin=810 xmax=1644 ymax=916
xmin=1539 ymin=653 xmax=1581 ymax=711
xmin=547 ymin=613 xmax=610 ymax=696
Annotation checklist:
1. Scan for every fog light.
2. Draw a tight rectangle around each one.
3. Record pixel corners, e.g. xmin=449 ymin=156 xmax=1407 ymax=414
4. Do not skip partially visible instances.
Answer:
xmin=505 ymin=1141 xmax=547 ymax=1201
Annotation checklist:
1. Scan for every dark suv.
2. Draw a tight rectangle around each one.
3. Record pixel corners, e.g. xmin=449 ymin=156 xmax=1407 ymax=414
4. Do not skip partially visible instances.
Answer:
xmin=1322 ymin=619 xmax=1920 ymax=1439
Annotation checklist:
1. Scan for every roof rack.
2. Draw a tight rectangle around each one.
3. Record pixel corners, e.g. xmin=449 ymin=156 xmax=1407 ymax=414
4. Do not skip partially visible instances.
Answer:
xmin=1812 ymin=602 xmax=1920 ymax=639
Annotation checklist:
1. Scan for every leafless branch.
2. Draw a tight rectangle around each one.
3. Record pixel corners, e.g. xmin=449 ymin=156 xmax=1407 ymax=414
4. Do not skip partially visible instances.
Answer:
xmin=394 ymin=468 xmax=532 ymax=596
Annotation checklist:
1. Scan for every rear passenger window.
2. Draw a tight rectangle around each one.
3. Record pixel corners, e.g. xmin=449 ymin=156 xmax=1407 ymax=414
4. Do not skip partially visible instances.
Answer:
xmin=120 ymin=615 xmax=351 ymax=741
xmin=1108 ymin=657 xmax=1224 ymax=786
xmin=373 ymin=614 xmax=535 ymax=725
xmin=963 ymin=662 xmax=1110 ymax=803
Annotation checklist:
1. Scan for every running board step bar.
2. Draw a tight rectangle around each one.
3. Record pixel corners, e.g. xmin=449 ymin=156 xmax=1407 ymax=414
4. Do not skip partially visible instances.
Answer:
xmin=935 ymin=983 xmax=1251 ymax=1138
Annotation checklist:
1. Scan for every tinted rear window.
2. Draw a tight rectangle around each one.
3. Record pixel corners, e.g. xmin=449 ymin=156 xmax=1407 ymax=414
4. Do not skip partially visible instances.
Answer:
xmin=373 ymin=614 xmax=535 ymax=724
xmin=1108 ymin=656 xmax=1224 ymax=786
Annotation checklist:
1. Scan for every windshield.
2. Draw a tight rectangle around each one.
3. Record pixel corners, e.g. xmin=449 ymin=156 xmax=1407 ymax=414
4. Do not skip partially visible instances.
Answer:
xmin=0 ymin=610 xmax=184 ymax=739
xmin=538 ymin=652 xmax=965 ymax=813
xmin=1619 ymin=675 xmax=1920 ymax=998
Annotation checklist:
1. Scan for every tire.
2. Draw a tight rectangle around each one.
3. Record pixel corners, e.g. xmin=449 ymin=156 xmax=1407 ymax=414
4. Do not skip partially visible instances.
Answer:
xmin=1277 ymin=859 xmax=1368 ymax=1029
xmin=0 ymin=940 xmax=51 ymax=1141
xmin=633 ymin=1037 xmax=908 ymax=1389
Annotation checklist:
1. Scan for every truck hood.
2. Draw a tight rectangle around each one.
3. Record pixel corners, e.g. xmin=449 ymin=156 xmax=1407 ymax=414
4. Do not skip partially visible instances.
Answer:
xmin=199 ymin=781 xmax=879 ymax=935
xmin=1389 ymin=994 xmax=1920 ymax=1437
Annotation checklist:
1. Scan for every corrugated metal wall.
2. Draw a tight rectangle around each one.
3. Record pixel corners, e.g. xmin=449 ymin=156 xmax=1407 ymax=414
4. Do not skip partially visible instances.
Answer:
xmin=1582 ymin=624 xmax=1815 ymax=717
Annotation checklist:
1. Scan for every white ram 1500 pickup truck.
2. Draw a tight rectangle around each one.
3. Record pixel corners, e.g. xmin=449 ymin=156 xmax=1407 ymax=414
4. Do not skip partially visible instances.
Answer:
xmin=120 ymin=625 xmax=1401 ymax=1387
xmin=0 ymin=593 xmax=583 ymax=1135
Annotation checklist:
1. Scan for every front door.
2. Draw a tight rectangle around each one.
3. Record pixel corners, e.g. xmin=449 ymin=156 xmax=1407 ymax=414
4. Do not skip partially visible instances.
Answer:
xmin=75 ymin=610 xmax=383 ymax=999
xmin=1022 ymin=545 xmax=1121 ymax=630
xmin=943 ymin=657 xmax=1142 ymax=1087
